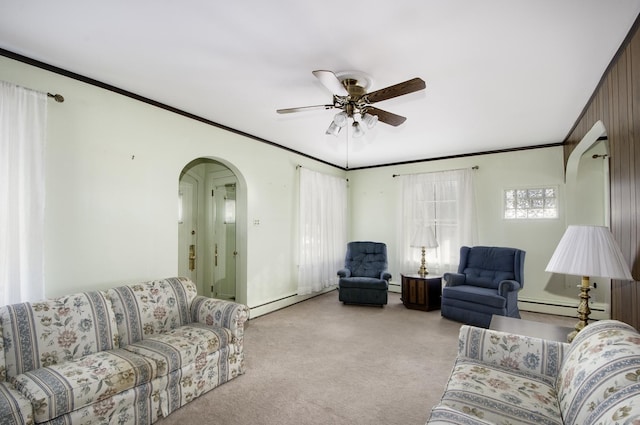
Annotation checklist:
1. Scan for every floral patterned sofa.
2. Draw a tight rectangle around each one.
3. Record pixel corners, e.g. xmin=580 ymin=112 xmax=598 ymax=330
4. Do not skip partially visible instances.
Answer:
xmin=0 ymin=277 xmax=249 ymax=425
xmin=427 ymin=319 xmax=640 ymax=424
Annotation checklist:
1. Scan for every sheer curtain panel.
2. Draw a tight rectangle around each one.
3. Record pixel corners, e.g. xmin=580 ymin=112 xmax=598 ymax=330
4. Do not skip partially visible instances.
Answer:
xmin=0 ymin=81 xmax=47 ymax=305
xmin=397 ymin=169 xmax=477 ymax=276
xmin=298 ymin=168 xmax=347 ymax=295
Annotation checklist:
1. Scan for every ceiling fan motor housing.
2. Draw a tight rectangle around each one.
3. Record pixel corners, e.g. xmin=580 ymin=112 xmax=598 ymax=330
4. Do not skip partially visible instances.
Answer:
xmin=337 ymin=78 xmax=370 ymax=118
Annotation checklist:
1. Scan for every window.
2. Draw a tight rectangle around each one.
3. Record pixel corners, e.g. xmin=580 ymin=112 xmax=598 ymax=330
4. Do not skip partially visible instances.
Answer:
xmin=398 ymin=168 xmax=477 ymax=275
xmin=504 ymin=187 xmax=558 ymax=219
xmin=224 ymin=197 xmax=236 ymax=224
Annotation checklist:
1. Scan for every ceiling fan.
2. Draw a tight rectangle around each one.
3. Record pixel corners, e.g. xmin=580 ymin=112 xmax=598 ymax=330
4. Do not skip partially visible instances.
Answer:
xmin=277 ymin=70 xmax=426 ymax=136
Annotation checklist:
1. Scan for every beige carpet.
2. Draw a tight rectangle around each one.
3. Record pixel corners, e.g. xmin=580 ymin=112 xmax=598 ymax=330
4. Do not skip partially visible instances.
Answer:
xmin=156 ymin=290 xmax=576 ymax=425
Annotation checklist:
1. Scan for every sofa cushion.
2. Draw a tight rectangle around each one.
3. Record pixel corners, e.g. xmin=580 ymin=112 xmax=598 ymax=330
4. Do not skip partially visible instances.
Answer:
xmin=338 ymin=277 xmax=388 ymax=290
xmin=45 ymin=378 xmax=167 ymax=425
xmin=458 ymin=325 xmax=568 ymax=379
xmin=107 ymin=277 xmax=198 ymax=347
xmin=162 ymin=345 xmax=244 ymax=416
xmin=0 ymin=291 xmax=119 ymax=379
xmin=12 ymin=349 xmax=157 ymax=423
xmin=438 ymin=357 xmax=563 ymax=425
xmin=442 ymin=286 xmax=506 ymax=309
xmin=0 ymin=382 xmax=34 ymax=425
xmin=344 ymin=242 xmax=388 ymax=278
xmin=557 ymin=320 xmax=640 ymax=425
xmin=122 ymin=323 xmax=235 ymax=376
xmin=461 ymin=246 xmax=518 ymax=289
xmin=462 ymin=269 xmax=515 ymax=289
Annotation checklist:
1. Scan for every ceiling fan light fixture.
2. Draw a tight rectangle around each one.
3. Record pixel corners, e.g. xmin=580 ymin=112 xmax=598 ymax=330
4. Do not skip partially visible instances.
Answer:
xmin=333 ymin=111 xmax=348 ymax=127
xmin=352 ymin=121 xmax=365 ymax=138
xmin=362 ymin=112 xmax=378 ymax=129
xmin=325 ymin=121 xmax=341 ymax=136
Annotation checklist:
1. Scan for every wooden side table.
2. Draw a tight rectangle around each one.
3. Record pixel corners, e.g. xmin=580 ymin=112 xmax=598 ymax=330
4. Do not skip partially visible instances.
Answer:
xmin=401 ymin=273 xmax=442 ymax=311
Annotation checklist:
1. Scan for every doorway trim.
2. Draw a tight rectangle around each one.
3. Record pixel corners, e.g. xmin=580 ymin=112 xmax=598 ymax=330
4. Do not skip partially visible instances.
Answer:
xmin=179 ymin=157 xmax=247 ymax=306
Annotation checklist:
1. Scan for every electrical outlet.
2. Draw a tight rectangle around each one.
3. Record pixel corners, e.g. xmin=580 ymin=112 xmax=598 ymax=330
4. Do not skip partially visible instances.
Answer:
xmin=253 ymin=219 xmax=260 ymax=225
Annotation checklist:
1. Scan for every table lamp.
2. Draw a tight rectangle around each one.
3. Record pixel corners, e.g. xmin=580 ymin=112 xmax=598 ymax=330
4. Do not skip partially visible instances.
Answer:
xmin=545 ymin=225 xmax=633 ymax=342
xmin=411 ymin=225 xmax=438 ymax=277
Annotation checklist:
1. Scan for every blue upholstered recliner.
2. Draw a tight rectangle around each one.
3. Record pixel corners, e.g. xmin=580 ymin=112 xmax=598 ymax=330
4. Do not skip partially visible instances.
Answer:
xmin=441 ymin=246 xmax=525 ymax=328
xmin=337 ymin=241 xmax=391 ymax=306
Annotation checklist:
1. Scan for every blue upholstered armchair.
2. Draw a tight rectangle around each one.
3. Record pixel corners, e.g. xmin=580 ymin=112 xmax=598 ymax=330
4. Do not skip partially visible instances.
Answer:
xmin=337 ymin=241 xmax=391 ymax=306
xmin=441 ymin=246 xmax=525 ymax=327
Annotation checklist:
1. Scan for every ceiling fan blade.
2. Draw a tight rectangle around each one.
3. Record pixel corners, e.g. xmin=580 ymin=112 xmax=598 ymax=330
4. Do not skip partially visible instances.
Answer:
xmin=366 ymin=107 xmax=407 ymax=126
xmin=277 ymin=104 xmax=334 ymax=114
xmin=312 ymin=70 xmax=349 ymax=96
xmin=365 ymin=77 xmax=426 ymax=104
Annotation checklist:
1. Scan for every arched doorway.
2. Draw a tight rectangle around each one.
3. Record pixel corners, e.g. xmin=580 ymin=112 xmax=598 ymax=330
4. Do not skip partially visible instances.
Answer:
xmin=564 ymin=120 xmax=611 ymax=318
xmin=178 ymin=158 xmax=246 ymax=304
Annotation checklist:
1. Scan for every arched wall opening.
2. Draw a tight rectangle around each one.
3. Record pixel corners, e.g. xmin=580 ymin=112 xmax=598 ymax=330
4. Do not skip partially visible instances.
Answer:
xmin=562 ymin=119 xmax=611 ymax=318
xmin=178 ymin=157 xmax=247 ymax=306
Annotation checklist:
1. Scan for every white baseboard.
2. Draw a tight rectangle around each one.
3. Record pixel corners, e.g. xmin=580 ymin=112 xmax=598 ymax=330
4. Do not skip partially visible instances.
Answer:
xmin=248 ymin=287 xmax=612 ymax=322
xmin=249 ymin=286 xmax=338 ymax=318
xmin=518 ymin=297 xmax=610 ymax=320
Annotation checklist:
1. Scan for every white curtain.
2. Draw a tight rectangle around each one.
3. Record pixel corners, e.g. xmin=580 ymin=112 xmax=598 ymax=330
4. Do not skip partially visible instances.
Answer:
xmin=298 ymin=168 xmax=347 ymax=295
xmin=0 ymin=81 xmax=47 ymax=305
xmin=397 ymin=169 xmax=477 ymax=276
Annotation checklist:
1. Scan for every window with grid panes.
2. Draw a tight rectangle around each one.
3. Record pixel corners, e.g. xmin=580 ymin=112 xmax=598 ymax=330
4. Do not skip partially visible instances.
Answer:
xmin=504 ymin=187 xmax=558 ymax=219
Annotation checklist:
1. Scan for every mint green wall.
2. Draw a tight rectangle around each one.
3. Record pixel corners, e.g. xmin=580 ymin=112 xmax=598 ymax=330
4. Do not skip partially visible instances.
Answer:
xmin=0 ymin=56 xmax=345 ymax=313
xmin=347 ymin=146 xmax=609 ymax=318
xmin=1 ymin=55 xmax=607 ymax=318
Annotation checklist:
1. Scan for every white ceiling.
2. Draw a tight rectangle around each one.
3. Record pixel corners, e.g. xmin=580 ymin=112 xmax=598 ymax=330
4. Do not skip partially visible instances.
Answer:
xmin=2 ymin=1 xmax=639 ymax=169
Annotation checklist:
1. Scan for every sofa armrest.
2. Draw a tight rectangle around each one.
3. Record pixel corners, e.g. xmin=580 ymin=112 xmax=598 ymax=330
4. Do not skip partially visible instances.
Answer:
xmin=498 ymin=279 xmax=521 ymax=296
xmin=380 ymin=271 xmax=391 ymax=281
xmin=191 ymin=296 xmax=250 ymax=340
xmin=337 ymin=268 xmax=351 ymax=278
xmin=0 ymin=382 xmax=34 ymax=425
xmin=443 ymin=272 xmax=466 ymax=286
xmin=458 ymin=325 xmax=568 ymax=378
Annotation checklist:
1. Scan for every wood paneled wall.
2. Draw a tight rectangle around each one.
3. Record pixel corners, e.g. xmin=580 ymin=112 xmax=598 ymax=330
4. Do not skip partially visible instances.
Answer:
xmin=564 ymin=16 xmax=640 ymax=328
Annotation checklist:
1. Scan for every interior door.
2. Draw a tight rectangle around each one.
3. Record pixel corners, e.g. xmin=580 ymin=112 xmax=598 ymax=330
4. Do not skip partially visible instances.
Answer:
xmin=210 ymin=177 xmax=237 ymax=300
xmin=178 ymin=174 xmax=198 ymax=282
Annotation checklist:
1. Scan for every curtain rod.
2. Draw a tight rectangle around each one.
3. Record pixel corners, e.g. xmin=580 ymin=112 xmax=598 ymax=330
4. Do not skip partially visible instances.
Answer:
xmin=296 ymin=164 xmax=349 ymax=181
xmin=2 ymin=80 xmax=65 ymax=103
xmin=392 ymin=165 xmax=478 ymax=178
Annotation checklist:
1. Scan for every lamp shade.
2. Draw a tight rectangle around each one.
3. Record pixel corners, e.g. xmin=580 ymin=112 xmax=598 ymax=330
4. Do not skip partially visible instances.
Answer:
xmin=545 ymin=225 xmax=633 ymax=280
xmin=411 ymin=225 xmax=439 ymax=249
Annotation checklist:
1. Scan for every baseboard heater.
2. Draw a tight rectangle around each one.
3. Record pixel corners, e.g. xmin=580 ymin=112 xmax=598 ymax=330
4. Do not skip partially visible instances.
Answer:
xmin=249 ymin=285 xmax=337 ymax=319
xmin=518 ymin=298 xmax=610 ymax=320
xmin=388 ymin=282 xmax=401 ymax=293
